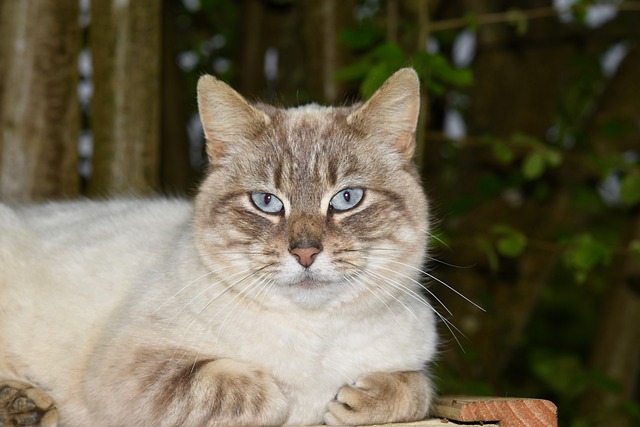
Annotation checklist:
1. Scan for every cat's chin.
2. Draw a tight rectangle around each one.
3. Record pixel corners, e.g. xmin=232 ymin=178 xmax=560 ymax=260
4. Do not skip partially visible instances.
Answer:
xmin=280 ymin=273 xmax=336 ymax=293
xmin=293 ymin=278 xmax=331 ymax=289
xmin=279 ymin=285 xmax=345 ymax=310
xmin=270 ymin=276 xmax=367 ymax=310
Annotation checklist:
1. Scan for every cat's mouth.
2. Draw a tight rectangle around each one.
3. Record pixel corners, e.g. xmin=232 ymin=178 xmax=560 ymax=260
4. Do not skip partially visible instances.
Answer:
xmin=290 ymin=271 xmax=337 ymax=289
xmin=279 ymin=265 xmax=340 ymax=290
xmin=295 ymin=279 xmax=329 ymax=289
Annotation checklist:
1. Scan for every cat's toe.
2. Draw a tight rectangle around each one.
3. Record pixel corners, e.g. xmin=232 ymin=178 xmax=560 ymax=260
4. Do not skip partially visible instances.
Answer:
xmin=323 ymin=383 xmax=377 ymax=426
xmin=324 ymin=371 xmax=432 ymax=425
xmin=0 ymin=381 xmax=58 ymax=427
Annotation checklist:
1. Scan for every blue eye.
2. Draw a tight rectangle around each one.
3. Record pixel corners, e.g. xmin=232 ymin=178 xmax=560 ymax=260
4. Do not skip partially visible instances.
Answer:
xmin=250 ymin=192 xmax=284 ymax=214
xmin=330 ymin=188 xmax=364 ymax=212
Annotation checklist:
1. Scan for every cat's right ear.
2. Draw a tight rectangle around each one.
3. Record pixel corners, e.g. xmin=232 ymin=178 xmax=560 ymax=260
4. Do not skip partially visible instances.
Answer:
xmin=197 ymin=75 xmax=271 ymax=165
xmin=346 ymin=68 xmax=420 ymax=162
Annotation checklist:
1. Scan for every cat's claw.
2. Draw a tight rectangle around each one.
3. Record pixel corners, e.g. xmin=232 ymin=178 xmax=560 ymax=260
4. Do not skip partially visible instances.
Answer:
xmin=323 ymin=371 xmax=432 ymax=426
xmin=0 ymin=381 xmax=58 ymax=427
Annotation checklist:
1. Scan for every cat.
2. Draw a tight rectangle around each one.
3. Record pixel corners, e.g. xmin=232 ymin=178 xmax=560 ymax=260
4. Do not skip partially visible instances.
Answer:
xmin=0 ymin=68 xmax=438 ymax=426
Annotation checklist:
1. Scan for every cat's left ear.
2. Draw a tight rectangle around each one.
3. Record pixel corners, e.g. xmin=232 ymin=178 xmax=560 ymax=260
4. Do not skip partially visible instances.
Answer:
xmin=197 ymin=75 xmax=271 ymax=165
xmin=347 ymin=68 xmax=420 ymax=161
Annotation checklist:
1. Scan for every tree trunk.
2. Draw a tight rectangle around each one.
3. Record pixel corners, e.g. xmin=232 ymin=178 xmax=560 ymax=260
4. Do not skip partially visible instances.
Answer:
xmin=411 ymin=0 xmax=432 ymax=172
xmin=89 ymin=0 xmax=161 ymax=196
xmin=300 ymin=0 xmax=355 ymax=104
xmin=236 ymin=0 xmax=266 ymax=97
xmin=579 ymin=209 xmax=640 ymax=427
xmin=0 ymin=0 xmax=80 ymax=202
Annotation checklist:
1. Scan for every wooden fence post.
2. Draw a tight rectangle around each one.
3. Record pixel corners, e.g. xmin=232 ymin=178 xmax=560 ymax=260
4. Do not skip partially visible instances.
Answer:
xmin=89 ymin=0 xmax=161 ymax=196
xmin=0 ymin=0 xmax=81 ymax=202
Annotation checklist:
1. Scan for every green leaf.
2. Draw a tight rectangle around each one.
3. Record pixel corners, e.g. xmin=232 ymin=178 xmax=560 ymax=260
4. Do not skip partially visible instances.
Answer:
xmin=493 ymin=225 xmax=527 ymax=258
xmin=522 ymin=152 xmax=546 ymax=180
xmin=427 ymin=79 xmax=445 ymax=96
xmin=339 ymin=23 xmax=384 ymax=50
xmin=570 ymin=2 xmax=588 ymax=24
xmin=477 ymin=237 xmax=499 ymax=271
xmin=505 ymin=9 xmax=528 ymax=35
xmin=563 ymin=233 xmax=612 ymax=283
xmin=415 ymin=52 xmax=473 ymax=89
xmin=464 ymin=13 xmax=480 ymax=32
xmin=334 ymin=59 xmax=372 ymax=81
xmin=620 ymin=172 xmax=640 ymax=206
xmin=510 ymin=133 xmax=540 ymax=147
xmin=427 ymin=53 xmax=473 ymax=87
xmin=544 ymin=149 xmax=563 ymax=167
xmin=371 ymin=43 xmax=406 ymax=64
xmin=483 ymin=136 xmax=515 ymax=164
xmin=360 ymin=63 xmax=394 ymax=98
xmin=494 ymin=141 xmax=515 ymax=164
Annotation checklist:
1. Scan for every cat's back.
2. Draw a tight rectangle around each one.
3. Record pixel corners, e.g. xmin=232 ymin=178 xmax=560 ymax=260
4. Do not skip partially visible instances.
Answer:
xmin=0 ymin=198 xmax=193 ymax=386
xmin=6 ymin=197 xmax=190 ymax=236
xmin=1 ymin=198 xmax=193 ymax=288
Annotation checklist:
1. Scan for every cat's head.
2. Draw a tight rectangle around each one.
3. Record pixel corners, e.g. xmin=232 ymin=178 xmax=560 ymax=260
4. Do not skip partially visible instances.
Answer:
xmin=194 ymin=68 xmax=429 ymax=309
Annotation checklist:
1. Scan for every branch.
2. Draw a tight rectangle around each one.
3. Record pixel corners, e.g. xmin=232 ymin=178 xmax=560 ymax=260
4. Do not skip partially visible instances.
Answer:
xmin=429 ymin=3 xmax=640 ymax=33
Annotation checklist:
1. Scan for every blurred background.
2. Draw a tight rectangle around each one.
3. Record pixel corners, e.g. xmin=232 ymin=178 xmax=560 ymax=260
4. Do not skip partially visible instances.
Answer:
xmin=0 ymin=0 xmax=639 ymax=425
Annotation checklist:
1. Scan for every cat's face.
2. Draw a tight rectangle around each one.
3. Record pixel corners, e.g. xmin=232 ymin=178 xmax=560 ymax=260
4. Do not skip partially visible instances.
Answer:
xmin=194 ymin=69 xmax=429 ymax=309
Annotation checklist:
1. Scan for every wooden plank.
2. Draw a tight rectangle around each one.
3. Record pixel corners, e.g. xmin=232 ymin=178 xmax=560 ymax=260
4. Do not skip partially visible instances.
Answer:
xmin=311 ymin=418 xmax=496 ymax=427
xmin=365 ymin=419 xmax=497 ymax=427
xmin=433 ymin=396 xmax=558 ymax=427
xmin=311 ymin=396 xmax=554 ymax=426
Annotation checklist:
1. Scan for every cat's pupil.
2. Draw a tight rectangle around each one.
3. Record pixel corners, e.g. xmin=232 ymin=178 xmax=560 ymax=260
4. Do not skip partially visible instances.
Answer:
xmin=264 ymin=194 xmax=272 ymax=205
xmin=343 ymin=191 xmax=351 ymax=202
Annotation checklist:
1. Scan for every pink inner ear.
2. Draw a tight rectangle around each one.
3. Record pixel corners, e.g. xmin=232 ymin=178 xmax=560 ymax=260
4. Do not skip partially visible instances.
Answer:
xmin=206 ymin=138 xmax=226 ymax=163
xmin=394 ymin=133 xmax=416 ymax=159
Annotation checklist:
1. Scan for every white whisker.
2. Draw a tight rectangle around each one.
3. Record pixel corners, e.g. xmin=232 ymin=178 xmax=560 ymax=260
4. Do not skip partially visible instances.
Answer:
xmin=214 ymin=272 xmax=275 ymax=341
xmin=189 ymin=272 xmax=276 ymax=370
xmin=170 ymin=266 xmax=268 ymax=363
xmin=418 ymin=227 xmax=451 ymax=250
xmin=347 ymin=247 xmax=473 ymax=269
xmin=153 ymin=264 xmax=234 ymax=313
xmin=163 ymin=267 xmax=252 ymax=330
xmin=368 ymin=256 xmax=485 ymax=312
xmin=358 ymin=267 xmax=466 ymax=350
xmin=346 ymin=272 xmax=402 ymax=326
xmin=368 ymin=263 xmax=454 ymax=316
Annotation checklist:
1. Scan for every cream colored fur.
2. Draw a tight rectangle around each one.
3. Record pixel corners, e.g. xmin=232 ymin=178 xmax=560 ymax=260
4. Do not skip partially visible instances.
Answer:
xmin=0 ymin=69 xmax=437 ymax=426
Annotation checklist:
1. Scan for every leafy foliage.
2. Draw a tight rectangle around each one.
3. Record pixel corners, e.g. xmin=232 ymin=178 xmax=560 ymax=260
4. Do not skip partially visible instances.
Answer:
xmin=336 ymin=2 xmax=639 ymax=425
xmin=562 ymin=233 xmax=613 ymax=283
xmin=493 ymin=225 xmax=527 ymax=258
xmin=336 ymin=22 xmax=472 ymax=98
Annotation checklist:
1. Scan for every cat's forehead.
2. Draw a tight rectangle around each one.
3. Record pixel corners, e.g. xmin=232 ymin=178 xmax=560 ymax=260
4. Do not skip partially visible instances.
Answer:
xmin=266 ymin=104 xmax=361 ymax=154
xmin=273 ymin=104 xmax=355 ymax=135
xmin=271 ymin=105 xmax=363 ymax=165
xmin=224 ymin=101 xmax=399 ymax=204
xmin=238 ymin=104 xmax=368 ymax=199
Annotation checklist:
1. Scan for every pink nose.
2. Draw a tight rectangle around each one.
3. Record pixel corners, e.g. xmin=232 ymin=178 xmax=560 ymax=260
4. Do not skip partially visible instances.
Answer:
xmin=290 ymin=246 xmax=322 ymax=268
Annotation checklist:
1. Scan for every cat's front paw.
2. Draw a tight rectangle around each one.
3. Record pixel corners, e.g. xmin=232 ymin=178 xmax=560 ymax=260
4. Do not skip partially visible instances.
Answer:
xmin=194 ymin=358 xmax=290 ymax=425
xmin=324 ymin=371 xmax=433 ymax=426
xmin=0 ymin=380 xmax=58 ymax=427
xmin=143 ymin=357 xmax=290 ymax=426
